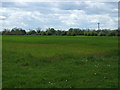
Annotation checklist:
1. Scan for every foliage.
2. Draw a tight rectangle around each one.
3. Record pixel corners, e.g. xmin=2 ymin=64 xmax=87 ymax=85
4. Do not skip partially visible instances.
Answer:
xmin=2 ymin=28 xmax=26 ymax=35
xmin=2 ymin=27 xmax=119 ymax=36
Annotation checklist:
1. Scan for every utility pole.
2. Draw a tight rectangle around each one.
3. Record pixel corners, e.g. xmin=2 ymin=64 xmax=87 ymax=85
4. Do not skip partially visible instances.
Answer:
xmin=97 ymin=23 xmax=100 ymax=30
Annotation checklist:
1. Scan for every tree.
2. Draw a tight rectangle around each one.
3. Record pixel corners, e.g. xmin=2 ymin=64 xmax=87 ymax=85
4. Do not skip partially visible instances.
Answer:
xmin=1 ymin=27 xmax=119 ymax=36
xmin=98 ymin=31 xmax=106 ymax=36
xmin=2 ymin=29 xmax=11 ymax=35
xmin=20 ymin=29 xmax=26 ymax=35
xmin=46 ymin=28 xmax=56 ymax=35
xmin=40 ymin=31 xmax=46 ymax=35
xmin=56 ymin=30 xmax=62 ymax=35
xmin=107 ymin=30 xmax=117 ymax=36
xmin=36 ymin=27 xmax=41 ymax=35
xmin=27 ymin=30 xmax=36 ymax=35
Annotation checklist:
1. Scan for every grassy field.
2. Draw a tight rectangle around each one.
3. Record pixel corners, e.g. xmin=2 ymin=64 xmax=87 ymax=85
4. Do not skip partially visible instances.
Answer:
xmin=2 ymin=35 xmax=119 ymax=88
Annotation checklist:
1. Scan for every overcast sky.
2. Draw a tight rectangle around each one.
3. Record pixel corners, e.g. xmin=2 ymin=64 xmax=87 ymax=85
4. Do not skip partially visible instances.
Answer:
xmin=0 ymin=0 xmax=118 ymax=31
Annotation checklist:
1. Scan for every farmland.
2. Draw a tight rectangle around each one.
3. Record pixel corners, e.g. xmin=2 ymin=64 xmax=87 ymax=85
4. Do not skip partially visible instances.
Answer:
xmin=2 ymin=36 xmax=119 ymax=88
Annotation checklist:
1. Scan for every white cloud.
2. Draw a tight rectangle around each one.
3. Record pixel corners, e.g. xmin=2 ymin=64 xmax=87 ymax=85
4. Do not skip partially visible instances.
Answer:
xmin=1 ymin=0 xmax=119 ymax=2
xmin=0 ymin=1 xmax=118 ymax=31
xmin=113 ymin=8 xmax=118 ymax=11
xmin=0 ymin=16 xmax=6 ymax=19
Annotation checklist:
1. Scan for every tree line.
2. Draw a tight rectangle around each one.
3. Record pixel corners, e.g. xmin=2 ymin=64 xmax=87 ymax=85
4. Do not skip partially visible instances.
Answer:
xmin=1 ymin=27 xmax=120 ymax=36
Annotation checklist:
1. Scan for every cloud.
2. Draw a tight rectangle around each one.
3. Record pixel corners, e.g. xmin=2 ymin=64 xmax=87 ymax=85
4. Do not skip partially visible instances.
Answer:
xmin=1 ymin=0 xmax=119 ymax=2
xmin=58 ymin=9 xmax=117 ymax=29
xmin=0 ymin=16 xmax=6 ymax=19
xmin=0 ymin=1 xmax=118 ymax=31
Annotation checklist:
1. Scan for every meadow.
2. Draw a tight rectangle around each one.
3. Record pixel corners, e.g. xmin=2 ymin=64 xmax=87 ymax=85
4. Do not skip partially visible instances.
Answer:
xmin=2 ymin=35 xmax=119 ymax=88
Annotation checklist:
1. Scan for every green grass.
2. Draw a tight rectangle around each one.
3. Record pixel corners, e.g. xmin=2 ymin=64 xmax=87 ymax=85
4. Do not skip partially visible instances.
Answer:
xmin=2 ymin=35 xmax=119 ymax=88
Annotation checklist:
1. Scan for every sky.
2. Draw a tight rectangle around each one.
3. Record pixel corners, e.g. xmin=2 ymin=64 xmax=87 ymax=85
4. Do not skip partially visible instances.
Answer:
xmin=0 ymin=0 xmax=119 ymax=31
